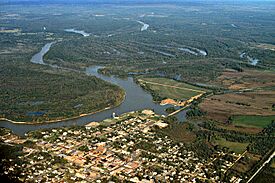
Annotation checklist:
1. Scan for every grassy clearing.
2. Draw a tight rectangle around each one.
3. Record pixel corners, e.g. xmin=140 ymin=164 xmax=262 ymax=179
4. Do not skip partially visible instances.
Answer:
xmin=215 ymin=138 xmax=249 ymax=154
xmin=232 ymin=115 xmax=275 ymax=128
xmin=271 ymin=159 xmax=275 ymax=169
xmin=139 ymin=77 xmax=207 ymax=100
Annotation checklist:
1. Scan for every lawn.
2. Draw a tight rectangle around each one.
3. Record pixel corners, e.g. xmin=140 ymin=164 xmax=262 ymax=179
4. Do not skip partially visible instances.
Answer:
xmin=215 ymin=138 xmax=249 ymax=154
xmin=232 ymin=115 xmax=275 ymax=128
xmin=139 ymin=77 xmax=207 ymax=100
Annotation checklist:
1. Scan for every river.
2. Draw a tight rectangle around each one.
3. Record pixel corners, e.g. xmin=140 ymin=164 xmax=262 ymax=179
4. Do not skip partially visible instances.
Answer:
xmin=137 ymin=21 xmax=149 ymax=31
xmin=65 ymin=29 xmax=90 ymax=37
xmin=178 ymin=47 xmax=207 ymax=56
xmin=0 ymin=42 xmax=186 ymax=136
xmin=31 ymin=42 xmax=54 ymax=64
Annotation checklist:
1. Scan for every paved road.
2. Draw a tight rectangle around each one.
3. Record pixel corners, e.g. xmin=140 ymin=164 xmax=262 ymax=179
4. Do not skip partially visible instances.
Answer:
xmin=246 ymin=150 xmax=275 ymax=183
xmin=225 ymin=150 xmax=247 ymax=175
xmin=167 ymin=104 xmax=191 ymax=116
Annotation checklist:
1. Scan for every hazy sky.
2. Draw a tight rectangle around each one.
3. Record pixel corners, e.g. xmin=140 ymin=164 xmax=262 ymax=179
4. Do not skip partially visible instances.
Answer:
xmin=1 ymin=0 xmax=275 ymax=5
xmin=2 ymin=0 xmax=275 ymax=2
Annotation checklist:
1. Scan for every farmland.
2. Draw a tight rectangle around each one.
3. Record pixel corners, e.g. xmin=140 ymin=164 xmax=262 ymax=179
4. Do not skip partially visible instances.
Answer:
xmin=232 ymin=115 xmax=275 ymax=129
xmin=200 ymin=91 xmax=275 ymax=122
xmin=212 ymin=69 xmax=275 ymax=90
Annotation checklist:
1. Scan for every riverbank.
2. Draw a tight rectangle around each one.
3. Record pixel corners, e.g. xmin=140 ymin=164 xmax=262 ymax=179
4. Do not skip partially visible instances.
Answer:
xmin=0 ymin=43 xmax=186 ymax=136
xmin=0 ymin=40 xmax=127 ymax=124
xmin=0 ymin=92 xmax=126 ymax=125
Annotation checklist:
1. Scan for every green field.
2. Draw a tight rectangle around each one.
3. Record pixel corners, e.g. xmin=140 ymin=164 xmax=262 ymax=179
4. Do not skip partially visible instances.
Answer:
xmin=215 ymin=138 xmax=249 ymax=154
xmin=232 ymin=115 xmax=275 ymax=128
xmin=139 ymin=77 xmax=207 ymax=101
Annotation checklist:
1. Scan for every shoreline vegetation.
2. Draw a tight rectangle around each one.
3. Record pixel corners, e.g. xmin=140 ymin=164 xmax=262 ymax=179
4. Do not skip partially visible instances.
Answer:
xmin=1 ymin=38 xmax=126 ymax=124
xmin=0 ymin=91 xmax=126 ymax=125
xmin=0 ymin=66 xmax=126 ymax=123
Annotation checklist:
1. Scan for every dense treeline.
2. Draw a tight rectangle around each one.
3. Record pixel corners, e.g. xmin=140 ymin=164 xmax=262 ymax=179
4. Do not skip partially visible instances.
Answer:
xmin=0 ymin=64 xmax=124 ymax=122
xmin=261 ymin=121 xmax=275 ymax=136
xmin=186 ymin=107 xmax=206 ymax=118
xmin=199 ymin=121 xmax=275 ymax=156
xmin=248 ymin=137 xmax=275 ymax=155
xmin=165 ymin=107 xmax=176 ymax=114
xmin=199 ymin=122 xmax=258 ymax=142
xmin=0 ymin=142 xmax=25 ymax=183
xmin=248 ymin=121 xmax=275 ymax=155
xmin=188 ymin=140 xmax=215 ymax=160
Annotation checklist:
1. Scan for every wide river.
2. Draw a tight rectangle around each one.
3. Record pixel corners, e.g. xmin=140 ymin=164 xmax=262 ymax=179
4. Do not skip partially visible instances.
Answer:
xmin=0 ymin=43 xmax=186 ymax=136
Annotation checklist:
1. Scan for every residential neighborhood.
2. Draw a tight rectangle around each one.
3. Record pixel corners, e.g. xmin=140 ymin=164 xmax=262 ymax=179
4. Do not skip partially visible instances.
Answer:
xmin=1 ymin=110 xmax=243 ymax=182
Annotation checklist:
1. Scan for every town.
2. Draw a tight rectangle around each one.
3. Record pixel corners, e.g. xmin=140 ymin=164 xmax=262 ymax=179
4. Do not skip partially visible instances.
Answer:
xmin=1 ymin=110 xmax=244 ymax=182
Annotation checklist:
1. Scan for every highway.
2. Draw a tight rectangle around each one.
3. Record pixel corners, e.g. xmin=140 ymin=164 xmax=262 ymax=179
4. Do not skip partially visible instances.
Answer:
xmin=246 ymin=150 xmax=275 ymax=183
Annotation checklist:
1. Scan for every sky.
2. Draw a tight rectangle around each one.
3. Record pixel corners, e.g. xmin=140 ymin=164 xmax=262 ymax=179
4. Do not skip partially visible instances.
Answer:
xmin=2 ymin=0 xmax=275 ymax=2
xmin=1 ymin=0 xmax=275 ymax=5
